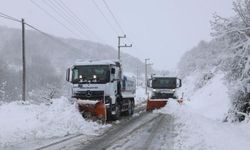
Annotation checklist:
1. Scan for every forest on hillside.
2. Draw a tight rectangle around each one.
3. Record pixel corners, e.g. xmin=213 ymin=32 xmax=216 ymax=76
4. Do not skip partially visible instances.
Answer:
xmin=0 ymin=26 xmax=149 ymax=102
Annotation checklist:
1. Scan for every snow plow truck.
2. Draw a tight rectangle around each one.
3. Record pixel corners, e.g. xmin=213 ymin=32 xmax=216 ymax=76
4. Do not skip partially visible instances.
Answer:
xmin=146 ymin=75 xmax=182 ymax=111
xmin=66 ymin=59 xmax=136 ymax=121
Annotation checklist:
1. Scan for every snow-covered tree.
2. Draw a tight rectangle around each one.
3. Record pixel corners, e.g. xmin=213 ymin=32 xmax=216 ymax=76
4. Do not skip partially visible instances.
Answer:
xmin=211 ymin=0 xmax=250 ymax=121
xmin=178 ymin=0 xmax=250 ymax=121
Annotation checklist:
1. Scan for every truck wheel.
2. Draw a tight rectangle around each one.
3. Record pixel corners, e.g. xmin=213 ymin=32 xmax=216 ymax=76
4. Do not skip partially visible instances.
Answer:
xmin=106 ymin=108 xmax=112 ymax=121
xmin=112 ymin=104 xmax=121 ymax=120
xmin=131 ymin=100 xmax=134 ymax=115
xmin=125 ymin=100 xmax=133 ymax=116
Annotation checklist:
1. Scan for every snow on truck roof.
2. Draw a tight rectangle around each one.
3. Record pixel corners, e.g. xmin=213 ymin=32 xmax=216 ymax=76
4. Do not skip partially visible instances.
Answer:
xmin=74 ymin=59 xmax=119 ymax=66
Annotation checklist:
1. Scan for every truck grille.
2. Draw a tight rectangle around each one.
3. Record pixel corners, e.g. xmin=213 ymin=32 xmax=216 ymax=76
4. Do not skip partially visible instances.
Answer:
xmin=151 ymin=93 xmax=176 ymax=99
xmin=74 ymin=91 xmax=104 ymax=100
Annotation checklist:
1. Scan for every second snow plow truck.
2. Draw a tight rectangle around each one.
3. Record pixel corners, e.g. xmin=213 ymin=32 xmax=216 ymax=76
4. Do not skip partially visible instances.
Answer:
xmin=146 ymin=75 xmax=182 ymax=111
xmin=66 ymin=59 xmax=136 ymax=121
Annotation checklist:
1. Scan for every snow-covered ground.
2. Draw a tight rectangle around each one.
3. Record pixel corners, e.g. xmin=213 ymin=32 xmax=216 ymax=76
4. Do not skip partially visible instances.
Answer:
xmin=155 ymin=73 xmax=250 ymax=150
xmin=135 ymin=86 xmax=147 ymax=105
xmin=0 ymin=85 xmax=147 ymax=149
xmin=0 ymin=97 xmax=109 ymax=148
xmin=182 ymin=72 xmax=230 ymax=121
xmin=3 ymin=71 xmax=247 ymax=150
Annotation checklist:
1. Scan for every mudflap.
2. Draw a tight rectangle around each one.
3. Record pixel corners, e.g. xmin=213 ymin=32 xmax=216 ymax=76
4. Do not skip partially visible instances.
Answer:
xmin=77 ymin=100 xmax=107 ymax=122
xmin=146 ymin=99 xmax=168 ymax=111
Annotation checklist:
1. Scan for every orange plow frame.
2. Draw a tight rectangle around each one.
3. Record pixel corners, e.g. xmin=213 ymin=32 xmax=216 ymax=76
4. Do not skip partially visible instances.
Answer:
xmin=146 ymin=99 xmax=168 ymax=111
xmin=77 ymin=100 xmax=106 ymax=121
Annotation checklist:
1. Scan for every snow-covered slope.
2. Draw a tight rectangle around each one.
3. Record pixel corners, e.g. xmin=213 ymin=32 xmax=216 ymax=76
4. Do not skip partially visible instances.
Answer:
xmin=135 ymin=86 xmax=147 ymax=105
xmin=0 ymin=97 xmax=109 ymax=148
xmin=153 ymin=71 xmax=250 ymax=150
xmin=156 ymin=99 xmax=250 ymax=150
xmin=178 ymin=0 xmax=250 ymax=121
xmin=180 ymin=72 xmax=230 ymax=121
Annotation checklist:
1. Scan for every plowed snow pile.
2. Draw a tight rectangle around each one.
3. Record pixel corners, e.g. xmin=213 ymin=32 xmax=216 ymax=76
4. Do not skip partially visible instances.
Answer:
xmin=155 ymin=73 xmax=250 ymax=150
xmin=0 ymin=97 xmax=109 ymax=147
xmin=135 ymin=86 xmax=147 ymax=105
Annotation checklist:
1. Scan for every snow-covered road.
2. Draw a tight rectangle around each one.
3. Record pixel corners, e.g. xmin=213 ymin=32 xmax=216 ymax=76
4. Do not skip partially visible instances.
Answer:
xmin=2 ymin=76 xmax=250 ymax=150
xmin=106 ymin=113 xmax=176 ymax=150
xmin=155 ymin=99 xmax=250 ymax=150
xmin=77 ymin=111 xmax=176 ymax=150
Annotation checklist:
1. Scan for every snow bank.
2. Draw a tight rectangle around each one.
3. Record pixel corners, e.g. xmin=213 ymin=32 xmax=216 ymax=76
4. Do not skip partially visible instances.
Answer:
xmin=0 ymin=97 xmax=109 ymax=147
xmin=153 ymin=73 xmax=250 ymax=149
xmin=156 ymin=100 xmax=250 ymax=150
xmin=180 ymin=72 xmax=230 ymax=121
xmin=135 ymin=86 xmax=147 ymax=105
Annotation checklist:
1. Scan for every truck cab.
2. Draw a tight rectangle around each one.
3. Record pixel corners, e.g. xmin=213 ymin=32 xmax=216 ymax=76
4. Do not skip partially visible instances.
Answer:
xmin=149 ymin=76 xmax=182 ymax=99
xmin=66 ymin=59 xmax=135 ymax=121
xmin=146 ymin=75 xmax=182 ymax=111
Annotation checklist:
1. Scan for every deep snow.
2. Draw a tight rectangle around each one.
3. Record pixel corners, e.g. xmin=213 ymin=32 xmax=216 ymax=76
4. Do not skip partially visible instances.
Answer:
xmin=0 ymin=97 xmax=109 ymax=148
xmin=182 ymin=73 xmax=230 ymax=121
xmin=1 ymin=72 xmax=245 ymax=150
xmin=0 ymin=85 xmax=147 ymax=148
xmin=155 ymin=73 xmax=250 ymax=150
xmin=135 ymin=86 xmax=147 ymax=105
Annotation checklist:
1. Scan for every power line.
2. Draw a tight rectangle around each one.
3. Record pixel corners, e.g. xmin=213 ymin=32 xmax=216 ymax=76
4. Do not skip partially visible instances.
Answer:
xmin=98 ymin=0 xmax=134 ymax=51
xmin=0 ymin=12 xmax=91 ymax=63
xmin=55 ymin=0 xmax=104 ymax=42
xmin=42 ymin=0 xmax=86 ymax=39
xmin=24 ymin=22 xmax=84 ymax=52
xmin=102 ymin=0 xmax=125 ymax=35
xmin=91 ymin=0 xmax=119 ymax=35
xmin=51 ymin=0 xmax=90 ymax=34
xmin=52 ymin=0 xmax=102 ymax=42
xmin=0 ymin=12 xmax=21 ymax=23
xmin=54 ymin=0 xmax=90 ymax=33
xmin=30 ymin=0 xmax=84 ymax=40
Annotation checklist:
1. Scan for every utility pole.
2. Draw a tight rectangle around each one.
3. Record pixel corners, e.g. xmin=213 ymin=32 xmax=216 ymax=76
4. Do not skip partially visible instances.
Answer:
xmin=136 ymin=64 xmax=139 ymax=87
xmin=145 ymin=58 xmax=150 ymax=94
xmin=118 ymin=35 xmax=132 ymax=61
xmin=21 ymin=18 xmax=26 ymax=101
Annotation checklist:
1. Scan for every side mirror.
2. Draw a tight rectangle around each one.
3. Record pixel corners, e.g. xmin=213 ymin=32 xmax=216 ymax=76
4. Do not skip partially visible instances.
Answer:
xmin=66 ymin=68 xmax=70 ymax=82
xmin=111 ymin=68 xmax=115 ymax=74
xmin=176 ymin=78 xmax=182 ymax=88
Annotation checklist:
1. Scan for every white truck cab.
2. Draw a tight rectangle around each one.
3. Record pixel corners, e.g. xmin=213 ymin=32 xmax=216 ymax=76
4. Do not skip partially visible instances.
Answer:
xmin=66 ymin=59 xmax=135 ymax=120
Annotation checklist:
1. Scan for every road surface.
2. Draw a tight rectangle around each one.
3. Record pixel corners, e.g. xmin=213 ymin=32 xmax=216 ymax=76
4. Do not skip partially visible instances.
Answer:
xmin=33 ymin=110 xmax=176 ymax=150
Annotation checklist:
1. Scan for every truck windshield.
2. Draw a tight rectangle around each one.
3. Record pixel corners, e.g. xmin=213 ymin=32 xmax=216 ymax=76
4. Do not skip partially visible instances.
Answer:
xmin=152 ymin=77 xmax=177 ymax=89
xmin=72 ymin=65 xmax=110 ymax=84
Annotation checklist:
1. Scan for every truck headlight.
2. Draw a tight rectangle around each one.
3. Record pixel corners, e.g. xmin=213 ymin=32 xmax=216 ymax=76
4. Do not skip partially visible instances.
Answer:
xmin=172 ymin=89 xmax=176 ymax=92
xmin=153 ymin=89 xmax=156 ymax=92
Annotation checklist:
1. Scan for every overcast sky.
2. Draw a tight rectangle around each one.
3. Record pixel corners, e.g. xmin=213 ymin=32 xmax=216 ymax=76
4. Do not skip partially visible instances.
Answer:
xmin=0 ymin=0 xmax=234 ymax=70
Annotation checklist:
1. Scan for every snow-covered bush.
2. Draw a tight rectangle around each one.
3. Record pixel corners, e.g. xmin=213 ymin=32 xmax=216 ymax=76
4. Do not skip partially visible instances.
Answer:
xmin=211 ymin=0 xmax=250 ymax=121
xmin=194 ymin=72 xmax=214 ymax=90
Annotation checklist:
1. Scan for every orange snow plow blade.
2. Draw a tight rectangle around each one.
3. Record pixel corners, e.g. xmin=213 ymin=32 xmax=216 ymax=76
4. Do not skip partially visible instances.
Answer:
xmin=77 ymin=100 xmax=106 ymax=120
xmin=146 ymin=99 xmax=167 ymax=111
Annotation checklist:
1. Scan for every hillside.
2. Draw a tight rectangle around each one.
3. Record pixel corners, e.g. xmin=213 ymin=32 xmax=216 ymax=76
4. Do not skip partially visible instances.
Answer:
xmin=0 ymin=26 xmax=147 ymax=102
xmin=177 ymin=0 xmax=250 ymax=121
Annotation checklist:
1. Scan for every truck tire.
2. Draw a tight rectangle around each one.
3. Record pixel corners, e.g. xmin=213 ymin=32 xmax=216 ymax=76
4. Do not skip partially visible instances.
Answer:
xmin=112 ymin=103 xmax=121 ymax=120
xmin=124 ymin=99 xmax=133 ymax=116
xmin=131 ymin=100 xmax=134 ymax=115
xmin=106 ymin=108 xmax=112 ymax=121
